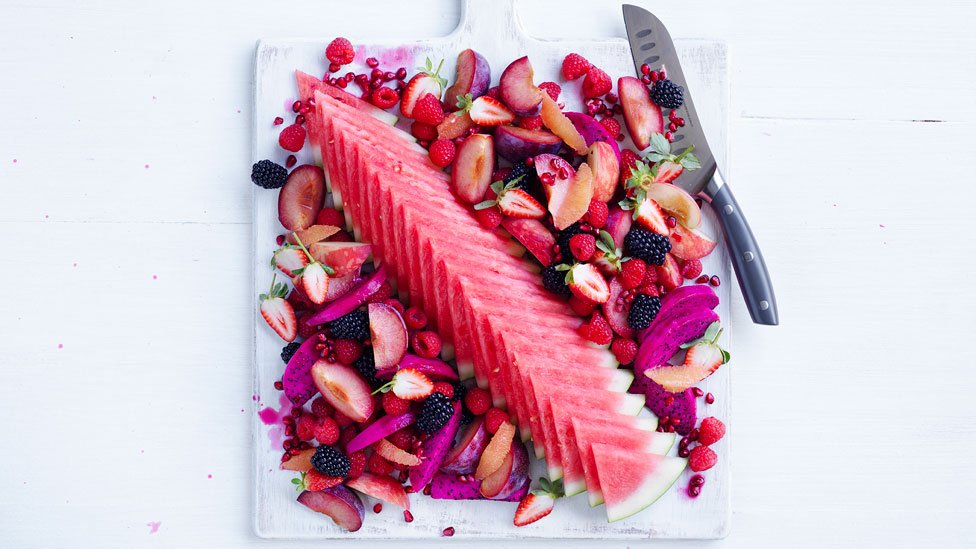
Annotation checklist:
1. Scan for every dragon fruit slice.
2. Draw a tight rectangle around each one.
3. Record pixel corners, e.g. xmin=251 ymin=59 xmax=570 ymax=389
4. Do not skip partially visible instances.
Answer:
xmin=375 ymin=353 xmax=460 ymax=381
xmin=282 ymin=330 xmax=328 ymax=406
xmin=345 ymin=412 xmax=417 ymax=454
xmin=630 ymin=376 xmax=697 ymax=435
xmin=306 ymin=264 xmax=387 ymax=325
xmin=634 ymin=308 xmax=719 ymax=378
xmin=638 ymin=285 xmax=719 ymax=343
xmin=408 ymin=402 xmax=461 ymax=489
xmin=429 ymin=471 xmax=530 ymax=502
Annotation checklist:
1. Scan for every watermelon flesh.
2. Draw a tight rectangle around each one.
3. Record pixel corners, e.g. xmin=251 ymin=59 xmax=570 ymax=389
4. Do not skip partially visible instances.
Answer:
xmin=591 ymin=442 xmax=687 ymax=522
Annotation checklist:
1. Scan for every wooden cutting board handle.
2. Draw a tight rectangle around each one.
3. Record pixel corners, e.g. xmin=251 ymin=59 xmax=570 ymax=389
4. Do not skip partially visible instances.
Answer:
xmin=451 ymin=0 xmax=528 ymax=43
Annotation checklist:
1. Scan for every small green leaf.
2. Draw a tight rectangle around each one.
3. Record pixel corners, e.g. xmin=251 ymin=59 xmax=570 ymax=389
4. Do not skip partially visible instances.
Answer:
xmin=703 ymin=321 xmax=721 ymax=342
xmin=679 ymin=152 xmax=701 ymax=171
xmin=323 ymin=265 xmax=335 ymax=275
xmin=644 ymin=152 xmax=668 ymax=163
xmin=473 ymin=200 xmax=496 ymax=211
xmin=649 ymin=133 xmax=670 ymax=155
xmin=599 ymin=230 xmax=615 ymax=250
xmin=721 ymin=349 xmax=731 ymax=363
xmin=554 ymin=264 xmax=570 ymax=271
xmin=490 ymin=180 xmax=504 ymax=195
xmin=539 ymin=477 xmax=551 ymax=493
xmin=680 ymin=337 xmax=705 ymax=349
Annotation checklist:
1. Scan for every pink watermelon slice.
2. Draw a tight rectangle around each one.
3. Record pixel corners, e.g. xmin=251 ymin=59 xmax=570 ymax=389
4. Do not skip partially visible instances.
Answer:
xmin=590 ymin=442 xmax=687 ymax=522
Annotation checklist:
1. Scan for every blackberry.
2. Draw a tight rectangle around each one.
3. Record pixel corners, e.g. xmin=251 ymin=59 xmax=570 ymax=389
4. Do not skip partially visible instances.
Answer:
xmin=624 ymin=227 xmax=672 ymax=266
xmin=251 ymin=159 xmax=288 ymax=189
xmin=649 ymin=79 xmax=684 ymax=110
xmin=416 ymin=392 xmax=454 ymax=434
xmin=280 ymin=341 xmax=302 ymax=364
xmin=555 ymin=223 xmax=584 ymax=258
xmin=505 ymin=160 xmax=539 ymax=192
xmin=542 ymin=263 xmax=572 ymax=297
xmin=451 ymin=381 xmax=467 ymax=403
xmin=353 ymin=348 xmax=379 ymax=387
xmin=310 ymin=445 xmax=350 ymax=477
xmin=627 ymin=293 xmax=662 ymax=330
xmin=328 ymin=310 xmax=370 ymax=341
xmin=459 ymin=409 xmax=474 ymax=425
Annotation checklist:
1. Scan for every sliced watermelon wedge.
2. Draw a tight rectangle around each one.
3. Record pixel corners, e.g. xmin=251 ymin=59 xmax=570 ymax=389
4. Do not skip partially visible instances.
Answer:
xmin=591 ymin=442 xmax=687 ymax=522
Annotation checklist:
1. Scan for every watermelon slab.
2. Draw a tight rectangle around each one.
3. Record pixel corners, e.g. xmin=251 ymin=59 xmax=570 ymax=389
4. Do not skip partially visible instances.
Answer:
xmin=590 ymin=442 xmax=687 ymax=522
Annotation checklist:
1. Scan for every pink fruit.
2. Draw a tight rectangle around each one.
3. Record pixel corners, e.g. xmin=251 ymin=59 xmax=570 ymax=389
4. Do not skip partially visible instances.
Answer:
xmin=500 ymin=217 xmax=556 ymax=267
xmin=645 ymin=183 xmax=701 ymax=229
xmin=669 ymin=224 xmax=718 ymax=261
xmin=296 ymin=486 xmax=365 ymax=532
xmin=655 ymin=253 xmax=682 ymax=291
xmin=309 ymin=242 xmax=372 ymax=278
xmin=429 ymin=471 xmax=530 ymax=502
xmin=634 ymin=307 xmax=719 ymax=378
xmin=586 ymin=141 xmax=620 ymax=202
xmin=618 ymin=76 xmax=664 ymax=151
xmin=499 ymin=56 xmax=544 ymax=117
xmin=278 ymin=164 xmax=326 ymax=231
xmin=565 ymin=112 xmax=621 ymax=162
xmin=451 ymin=134 xmax=495 ymax=204
xmin=345 ymin=412 xmax=417 ymax=454
xmin=368 ymin=302 xmax=408 ymax=370
xmin=639 ymin=285 xmax=719 ymax=343
xmin=323 ymin=270 xmax=361 ymax=302
xmin=604 ymin=205 xmax=633 ymax=248
xmin=375 ymin=353 xmax=459 ymax=381
xmin=408 ymin=401 xmax=461 ymax=489
xmin=441 ymin=416 xmax=491 ymax=475
xmin=444 ymin=48 xmax=491 ymax=111
xmin=281 ymin=447 xmax=316 ymax=471
xmin=307 ymin=265 xmax=387 ymax=325
xmin=479 ymin=441 xmax=528 ymax=500
xmin=282 ymin=330 xmax=329 ymax=406
xmin=535 ymin=154 xmax=594 ymax=230
xmin=603 ymin=276 xmax=637 ymax=339
xmin=345 ymin=472 xmax=411 ymax=509
xmin=494 ymin=125 xmax=563 ymax=163
xmin=310 ymin=360 xmax=375 ymax=423
xmin=538 ymin=94 xmax=588 ymax=155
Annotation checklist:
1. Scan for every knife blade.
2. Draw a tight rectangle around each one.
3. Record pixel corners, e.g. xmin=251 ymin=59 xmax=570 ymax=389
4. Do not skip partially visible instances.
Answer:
xmin=622 ymin=4 xmax=779 ymax=325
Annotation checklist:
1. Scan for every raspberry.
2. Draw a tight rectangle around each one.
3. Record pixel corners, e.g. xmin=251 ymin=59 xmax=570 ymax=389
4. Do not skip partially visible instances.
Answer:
xmin=338 ymin=425 xmax=358 ymax=449
xmin=296 ymin=414 xmax=318 ymax=441
xmin=328 ymin=230 xmax=354 ymax=242
xmin=538 ymin=81 xmax=561 ymax=101
xmin=484 ymin=86 xmax=501 ymax=100
xmin=599 ymin=117 xmax=621 ymax=139
xmin=365 ymin=281 xmax=393 ymax=304
xmin=315 ymin=207 xmax=345 ymax=228
xmin=311 ymin=396 xmax=334 ymax=418
xmin=619 ymin=149 xmax=641 ymax=186
xmin=492 ymin=168 xmax=511 ymax=182
xmin=412 ymin=93 xmax=445 ymax=125
xmin=569 ymin=233 xmax=596 ymax=261
xmin=620 ymin=258 xmax=647 ymax=290
xmin=433 ymin=381 xmax=454 ymax=399
xmin=464 ymin=387 xmax=492 ymax=415
xmin=382 ymin=391 xmax=412 ymax=416
xmin=428 ymin=139 xmax=456 ymax=168
xmin=389 ymin=428 xmax=416 ymax=450
xmin=411 ymin=121 xmax=438 ymax=141
xmin=314 ymin=416 xmax=340 ymax=446
xmin=411 ymin=331 xmax=441 ymax=358
xmin=347 ymin=451 xmax=367 ymax=477
xmin=474 ymin=205 xmax=503 ymax=229
xmin=642 ymin=264 xmax=659 ymax=285
xmin=638 ymin=283 xmax=660 ymax=297
xmin=371 ymin=86 xmax=399 ymax=109
xmin=383 ymin=298 xmax=405 ymax=315
xmin=325 ymin=37 xmax=355 ymax=65
xmin=517 ymin=116 xmax=543 ymax=130
xmin=334 ymin=339 xmax=364 ymax=365
xmin=680 ymin=259 xmax=703 ymax=280
xmin=403 ymin=307 xmax=428 ymax=331
xmin=278 ymin=123 xmax=307 ymax=152
xmin=611 ymin=338 xmax=639 ymax=365
xmin=561 ymin=53 xmax=591 ymax=80
xmin=485 ymin=408 xmax=509 ymax=434
xmin=368 ymin=452 xmax=394 ymax=475
xmin=697 ymin=417 xmax=726 ymax=446
xmin=578 ymin=312 xmax=613 ymax=345
xmin=569 ymin=294 xmax=597 ymax=316
xmin=333 ymin=409 xmax=354 ymax=428
xmin=296 ymin=311 xmax=319 ymax=339
xmin=584 ymin=200 xmax=609 ymax=228
xmin=582 ymin=67 xmax=612 ymax=98
xmin=688 ymin=445 xmax=718 ymax=472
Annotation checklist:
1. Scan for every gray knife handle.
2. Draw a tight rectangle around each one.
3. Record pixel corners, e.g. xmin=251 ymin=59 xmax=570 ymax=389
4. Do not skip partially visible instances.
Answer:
xmin=702 ymin=171 xmax=779 ymax=325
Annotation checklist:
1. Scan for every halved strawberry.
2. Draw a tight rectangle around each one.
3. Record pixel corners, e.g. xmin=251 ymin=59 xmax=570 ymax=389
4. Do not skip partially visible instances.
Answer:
xmin=653 ymin=160 xmax=683 ymax=183
xmin=259 ymin=274 xmax=296 ymax=341
xmin=498 ymin=188 xmax=545 ymax=218
xmin=272 ymin=245 xmax=309 ymax=276
xmin=635 ymin=198 xmax=669 ymax=235
xmin=376 ymin=367 xmax=433 ymax=401
xmin=514 ymin=477 xmax=563 ymax=527
xmin=644 ymin=321 xmax=729 ymax=392
xmin=561 ymin=262 xmax=611 ymax=304
xmin=400 ymin=57 xmax=447 ymax=118
xmin=468 ymin=96 xmax=515 ymax=126
xmin=289 ymin=232 xmax=336 ymax=305
xmin=294 ymin=470 xmax=343 ymax=491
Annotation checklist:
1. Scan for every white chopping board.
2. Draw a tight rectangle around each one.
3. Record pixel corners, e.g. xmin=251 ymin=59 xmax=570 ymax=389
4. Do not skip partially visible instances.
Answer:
xmin=252 ymin=0 xmax=731 ymax=539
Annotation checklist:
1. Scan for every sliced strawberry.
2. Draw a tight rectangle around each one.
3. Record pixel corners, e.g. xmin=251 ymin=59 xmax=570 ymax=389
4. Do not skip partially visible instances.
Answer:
xmin=301 ymin=261 xmax=330 ymax=305
xmin=514 ymin=493 xmax=556 ymax=526
xmin=273 ymin=246 xmax=308 ymax=276
xmin=498 ymin=188 xmax=545 ymax=218
xmin=468 ymin=96 xmax=515 ymax=126
xmin=300 ymin=470 xmax=343 ymax=491
xmin=400 ymin=58 xmax=448 ymax=118
xmin=635 ymin=198 xmax=669 ymax=235
xmin=259 ymin=275 xmax=296 ymax=341
xmin=653 ymin=160 xmax=683 ymax=183
xmin=565 ymin=262 xmax=611 ymax=304
xmin=382 ymin=367 xmax=433 ymax=401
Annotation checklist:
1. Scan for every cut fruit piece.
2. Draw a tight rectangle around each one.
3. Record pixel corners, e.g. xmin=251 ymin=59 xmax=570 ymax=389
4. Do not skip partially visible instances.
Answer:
xmin=634 ymin=198 xmax=669 ymax=235
xmin=429 ymin=471 xmax=530 ymax=502
xmin=587 ymin=141 xmax=621 ymax=202
xmin=646 ymin=183 xmax=701 ymax=229
xmin=375 ymin=354 xmax=459 ymax=381
xmin=590 ymin=443 xmax=686 ymax=522
xmin=494 ymin=125 xmax=563 ymax=163
xmin=437 ymin=111 xmax=477 ymax=140
xmin=535 ymin=154 xmax=594 ymax=230
xmin=567 ymin=262 xmax=611 ymax=304
xmin=278 ymin=165 xmax=326 ymax=231
xmin=374 ymin=437 xmax=422 ymax=466
xmin=310 ymin=360 xmax=375 ymax=423
xmin=409 ymin=401 xmax=461 ymax=488
xmin=635 ymin=307 xmax=720 ymax=378
xmin=479 ymin=441 xmax=529 ymax=500
xmin=345 ymin=472 xmax=411 ymax=509
xmin=345 ymin=412 xmax=416 ymax=454
xmin=324 ymin=270 xmax=361 ymax=302
xmin=444 ymin=48 xmax=491 ymax=110
xmin=500 ymin=217 xmax=556 ymax=267
xmin=655 ymin=253 xmax=683 ymax=291
xmin=401 ymin=73 xmax=442 ymax=118
xmin=474 ymin=420 xmax=516 ymax=480
xmin=565 ymin=112 xmax=621 ymax=162
xmin=539 ymin=94 xmax=588 ymax=155
xmin=281 ymin=448 xmax=316 ymax=471
xmin=451 ymin=133 xmax=495 ymax=203
xmin=297 ymin=486 xmax=365 ymax=532
xmin=669 ymin=224 xmax=718 ymax=261
xmin=641 ymin=285 xmax=719 ymax=341
xmin=307 ymin=264 xmax=388 ymax=325
xmin=469 ymin=96 xmax=515 ymax=126
xmin=645 ymin=323 xmax=727 ymax=392
xmin=282 ymin=329 xmax=328 ymax=406
xmin=499 ymin=56 xmax=544 ymax=117
xmin=618 ymin=76 xmax=664 ymax=151
xmin=604 ymin=276 xmax=637 ymax=339
xmin=286 ymin=224 xmax=341 ymax=247
xmin=309 ymin=242 xmax=372 ymax=278
xmin=441 ymin=416 xmax=490 ymax=475
xmin=368 ymin=302 xmax=409 ymax=370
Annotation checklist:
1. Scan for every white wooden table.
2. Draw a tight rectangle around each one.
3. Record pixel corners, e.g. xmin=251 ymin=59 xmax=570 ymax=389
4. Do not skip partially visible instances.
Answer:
xmin=1 ymin=0 xmax=974 ymax=547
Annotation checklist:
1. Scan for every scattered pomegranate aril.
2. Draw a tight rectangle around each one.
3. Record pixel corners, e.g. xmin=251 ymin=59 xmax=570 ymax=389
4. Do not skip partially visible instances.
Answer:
xmin=687 ymin=484 xmax=700 ymax=497
xmin=335 ymin=79 xmax=347 ymax=89
xmin=274 ymin=116 xmax=284 ymax=125
xmin=679 ymin=448 xmax=690 ymax=458
xmin=366 ymin=57 xmax=379 ymax=68
xmin=664 ymin=395 xmax=675 ymax=407
xmin=665 ymin=131 xmax=674 ymax=142
xmin=691 ymin=474 xmax=705 ymax=487
xmin=540 ymin=172 xmax=555 ymax=186
xmin=442 ymin=527 xmax=455 ymax=537
xmin=669 ymin=122 xmax=678 ymax=132
xmin=690 ymin=428 xmax=700 ymax=441
xmin=692 ymin=387 xmax=704 ymax=397
xmin=292 ymin=100 xmax=303 ymax=113
xmin=709 ymin=276 xmax=720 ymax=287
xmin=666 ymin=216 xmax=677 ymax=228
xmin=558 ymin=166 xmax=569 ymax=180
xmin=640 ymin=63 xmax=650 ymax=75
xmin=329 ymin=62 xmax=341 ymax=73
xmin=658 ymin=68 xmax=667 ymax=79
xmin=705 ymin=393 xmax=715 ymax=404
xmin=274 ymin=380 xmax=284 ymax=390
xmin=403 ymin=510 xmax=414 ymax=523
xmin=696 ymin=275 xmax=709 ymax=284
xmin=650 ymin=71 xmax=660 ymax=83
xmin=286 ymin=155 xmax=297 ymax=168
xmin=295 ymin=114 xmax=305 ymax=125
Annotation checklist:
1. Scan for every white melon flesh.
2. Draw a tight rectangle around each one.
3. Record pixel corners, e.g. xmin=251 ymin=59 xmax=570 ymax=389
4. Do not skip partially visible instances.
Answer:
xmin=591 ymin=442 xmax=687 ymax=522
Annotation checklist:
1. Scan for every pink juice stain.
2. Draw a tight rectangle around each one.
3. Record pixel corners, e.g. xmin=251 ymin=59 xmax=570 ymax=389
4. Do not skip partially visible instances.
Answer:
xmin=257 ymin=393 xmax=292 ymax=450
xmin=147 ymin=521 xmax=161 ymax=534
xmin=356 ymin=45 xmax=418 ymax=70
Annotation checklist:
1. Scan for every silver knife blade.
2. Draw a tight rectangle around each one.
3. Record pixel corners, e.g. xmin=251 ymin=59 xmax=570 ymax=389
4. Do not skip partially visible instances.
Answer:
xmin=622 ymin=4 xmax=716 ymax=195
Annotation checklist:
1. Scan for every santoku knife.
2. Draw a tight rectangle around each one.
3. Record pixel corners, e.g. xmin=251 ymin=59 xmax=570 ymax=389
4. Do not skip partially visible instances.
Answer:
xmin=622 ymin=4 xmax=779 ymax=325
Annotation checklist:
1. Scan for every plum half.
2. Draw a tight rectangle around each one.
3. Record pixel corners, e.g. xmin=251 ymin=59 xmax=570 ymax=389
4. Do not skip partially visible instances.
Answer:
xmin=297 ymin=486 xmax=365 ymax=532
xmin=499 ymin=56 xmax=544 ymax=117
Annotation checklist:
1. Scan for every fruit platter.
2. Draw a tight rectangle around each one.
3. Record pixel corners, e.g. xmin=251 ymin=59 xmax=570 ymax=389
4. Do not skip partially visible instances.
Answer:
xmin=252 ymin=1 xmax=731 ymax=540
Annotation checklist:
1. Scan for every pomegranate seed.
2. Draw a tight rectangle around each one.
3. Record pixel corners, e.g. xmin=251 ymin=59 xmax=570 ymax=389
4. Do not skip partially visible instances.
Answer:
xmin=540 ymin=173 xmax=555 ymax=186
xmin=293 ymin=100 xmax=304 ymax=113
xmin=650 ymin=71 xmax=660 ymax=83
xmin=299 ymin=105 xmax=311 ymax=115
xmin=373 ymin=503 xmax=383 ymax=513
xmin=396 ymin=67 xmax=407 ymax=79
xmin=688 ymin=484 xmax=700 ymax=497
xmin=658 ymin=68 xmax=667 ymax=79
xmin=276 ymin=234 xmax=286 ymax=246
xmin=679 ymin=437 xmax=690 ymax=449
xmin=709 ymin=275 xmax=720 ymax=287
xmin=689 ymin=428 xmax=700 ymax=441
xmin=288 ymin=447 xmax=300 ymax=455
xmin=405 ymin=486 xmax=415 ymax=494
xmin=665 ymin=131 xmax=674 ymax=142
xmin=660 ymin=416 xmax=670 ymax=425
xmin=558 ymin=166 xmax=570 ymax=179
xmin=273 ymin=380 xmax=284 ymax=390
xmin=676 ymin=117 xmax=685 ymax=126
xmin=679 ymin=447 xmax=690 ymax=458
xmin=666 ymin=216 xmax=677 ymax=228
xmin=273 ymin=116 xmax=284 ymax=125
xmin=696 ymin=275 xmax=709 ymax=284
xmin=616 ymin=134 xmax=625 ymax=141
xmin=656 ymin=425 xmax=665 ymax=432
xmin=281 ymin=454 xmax=290 ymax=463
xmin=672 ymin=418 xmax=681 ymax=426
xmin=384 ymin=71 xmax=395 ymax=81
xmin=641 ymin=75 xmax=652 ymax=84
xmin=399 ymin=471 xmax=408 ymax=483
xmin=640 ymin=63 xmax=650 ymax=75
xmin=692 ymin=387 xmax=704 ymax=397
xmin=423 ymin=485 xmax=431 ymax=495
xmin=329 ymin=62 xmax=340 ymax=73
xmin=442 ymin=527 xmax=455 ymax=537
xmin=606 ymin=92 xmax=618 ymax=103
xmin=669 ymin=109 xmax=677 ymax=120
xmin=706 ymin=393 xmax=715 ymax=404
xmin=371 ymin=77 xmax=383 ymax=89
xmin=366 ymin=57 xmax=379 ymax=68
xmin=291 ymin=408 xmax=301 ymax=417
xmin=691 ymin=474 xmax=705 ymax=487
xmin=403 ymin=510 xmax=414 ymax=523
xmin=285 ymin=425 xmax=295 ymax=436
xmin=667 ymin=424 xmax=676 ymax=432
xmin=295 ymin=114 xmax=305 ymax=125
xmin=371 ymin=68 xmax=384 ymax=79
xmin=335 ymin=79 xmax=347 ymax=89
xmin=355 ymin=74 xmax=369 ymax=84
xmin=665 ymin=396 xmax=675 ymax=407
xmin=669 ymin=122 xmax=678 ymax=132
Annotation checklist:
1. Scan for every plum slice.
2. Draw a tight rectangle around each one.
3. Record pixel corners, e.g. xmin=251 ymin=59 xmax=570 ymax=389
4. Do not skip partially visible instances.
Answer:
xmin=310 ymin=360 xmax=375 ymax=423
xmin=499 ymin=56 xmax=544 ymax=117
xmin=618 ymin=76 xmax=664 ymax=151
xmin=440 ymin=416 xmax=490 ymax=475
xmin=278 ymin=164 xmax=325 ymax=231
xmin=444 ymin=48 xmax=491 ymax=110
xmin=368 ymin=302 xmax=408 ymax=370
xmin=494 ymin=126 xmax=562 ymax=163
xmin=451 ymin=134 xmax=495 ymax=204
xmin=297 ymin=486 xmax=365 ymax=532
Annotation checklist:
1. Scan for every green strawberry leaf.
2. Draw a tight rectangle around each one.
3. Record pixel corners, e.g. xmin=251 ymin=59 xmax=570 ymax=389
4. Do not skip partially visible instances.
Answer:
xmin=679 ymin=151 xmax=701 ymax=171
xmin=721 ymin=349 xmax=731 ymax=363
xmin=473 ymin=200 xmax=496 ymax=211
xmin=649 ymin=133 xmax=671 ymax=156
xmin=554 ymin=264 xmax=570 ymax=271
xmin=644 ymin=152 xmax=668 ymax=163
xmin=539 ymin=477 xmax=551 ymax=493
xmin=456 ymin=93 xmax=474 ymax=113
xmin=599 ymin=230 xmax=616 ymax=252
xmin=703 ymin=321 xmax=722 ymax=343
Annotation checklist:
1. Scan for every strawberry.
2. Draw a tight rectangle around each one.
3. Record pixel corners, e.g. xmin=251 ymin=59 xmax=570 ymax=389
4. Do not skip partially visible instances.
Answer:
xmin=400 ymin=57 xmax=447 ymax=118
xmin=517 ymin=115 xmax=543 ymax=130
xmin=611 ymin=337 xmax=639 ymax=365
xmin=498 ymin=189 xmax=545 ymax=218
xmin=619 ymin=258 xmax=647 ymax=290
xmin=295 ymin=470 xmax=343 ymax=492
xmin=272 ymin=245 xmax=308 ymax=276
xmin=582 ymin=67 xmax=612 ymax=98
xmin=538 ymin=81 xmax=561 ymax=101
xmin=377 ymin=368 xmax=433 ymax=401
xmin=645 ymin=321 xmax=729 ymax=392
xmin=514 ymin=477 xmax=564 ymax=527
xmin=619 ymin=149 xmax=641 ymax=186
xmin=599 ymin=117 xmax=621 ymax=139
xmin=653 ymin=160 xmax=683 ymax=183
xmin=569 ymin=233 xmax=596 ymax=261
xmin=325 ymin=37 xmax=355 ymax=65
xmin=578 ymin=311 xmax=613 ymax=345
xmin=468 ymin=96 xmax=515 ymax=126
xmin=697 ymin=417 xmax=726 ymax=446
xmin=289 ymin=232 xmax=336 ymax=304
xmin=412 ymin=93 xmax=445 ymax=125
xmin=464 ymin=387 xmax=492 ymax=415
xmin=259 ymin=274 xmax=296 ymax=341
xmin=561 ymin=53 xmax=591 ymax=81
xmin=634 ymin=198 xmax=669 ymax=235
xmin=428 ymin=138 xmax=456 ymax=167
xmin=584 ymin=199 xmax=609 ymax=228
xmin=560 ymin=262 xmax=610 ymax=304
xmin=411 ymin=121 xmax=438 ymax=141
xmin=569 ymin=294 xmax=597 ymax=316
xmin=688 ymin=445 xmax=718 ymax=472
xmin=278 ymin=123 xmax=306 ymax=152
